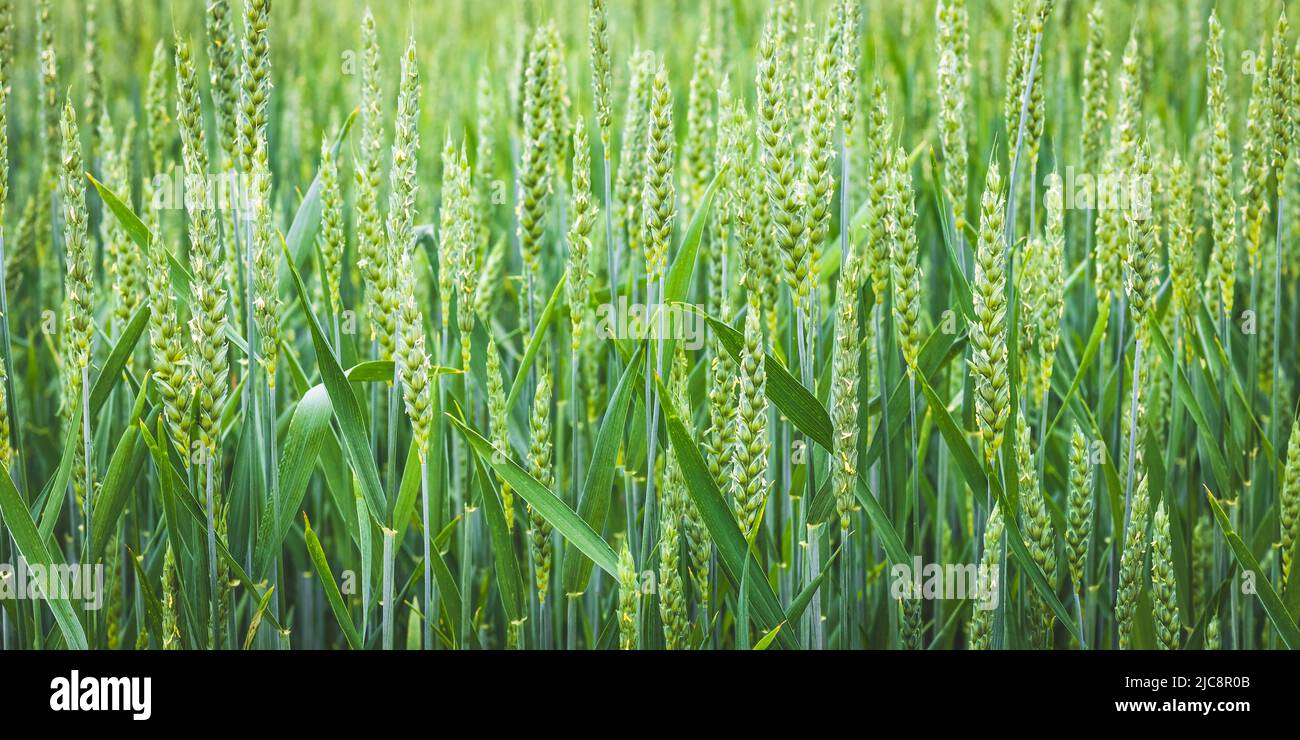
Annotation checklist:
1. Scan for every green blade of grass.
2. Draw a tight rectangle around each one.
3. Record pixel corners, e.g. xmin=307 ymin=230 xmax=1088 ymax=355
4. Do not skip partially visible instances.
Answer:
xmin=304 ymin=513 xmax=362 ymax=649
xmin=281 ymin=108 xmax=359 ymax=293
xmin=0 ymin=462 xmax=88 ymax=649
xmin=285 ymin=238 xmax=387 ymax=527
xmin=472 ymin=451 xmax=525 ymax=624
xmin=506 ymin=270 xmax=568 ymax=412
xmin=88 ymin=302 xmax=150 ymax=419
xmin=1207 ymin=491 xmax=1300 ymax=649
xmin=254 ymin=384 xmax=333 ymax=578
xmin=562 ymin=345 xmax=642 ymax=596
xmin=658 ymin=379 xmax=799 ymax=650
xmin=449 ymin=414 xmax=619 ymax=577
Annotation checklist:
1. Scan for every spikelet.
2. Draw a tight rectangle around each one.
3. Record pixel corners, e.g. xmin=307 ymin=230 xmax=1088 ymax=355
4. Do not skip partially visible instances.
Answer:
xmin=1268 ymin=13 xmax=1292 ymax=192
xmin=1003 ymin=0 xmax=1031 ymax=134
xmin=889 ymin=147 xmax=923 ymax=371
xmin=437 ymin=138 xmax=461 ymax=340
xmin=801 ymin=23 xmax=838 ymax=292
xmin=382 ymin=38 xmax=421 ymax=364
xmin=142 ymin=40 xmax=170 ymax=240
xmin=832 ymin=256 xmax=862 ymax=531
xmin=1116 ymin=468 xmax=1150 ymax=649
xmin=82 ymin=1 xmax=101 ymax=150
xmin=707 ymin=93 xmax=745 ymax=490
xmin=0 ymin=52 xmax=6 ymax=462
xmin=1240 ymin=37 xmax=1271 ymax=273
xmin=731 ymin=298 xmax=770 ymax=540
xmin=318 ymin=133 xmax=345 ymax=316
xmin=1281 ymin=414 xmax=1300 ymax=586
xmin=568 ymin=119 xmax=597 ymax=364
xmin=34 ymin=0 xmax=58 ymax=292
xmin=617 ymin=541 xmax=638 ymax=650
xmin=588 ymin=0 xmax=612 ymax=151
xmin=1167 ymin=154 xmax=1197 ymax=328
xmin=682 ymin=26 xmax=718 ymax=218
xmin=100 ymin=112 xmax=141 ymax=334
xmin=237 ymin=0 xmax=278 ymax=384
xmin=176 ymin=38 xmax=228 ymax=457
xmin=615 ymin=51 xmax=653 ymax=265
xmin=659 ymin=349 xmax=689 ymax=649
xmin=1065 ymin=425 xmax=1093 ymax=593
xmin=395 ymin=256 xmax=433 ymax=466
xmin=206 ymin=0 xmax=238 ymax=166
xmin=486 ymin=337 xmax=514 ymax=532
xmin=756 ymin=19 xmax=808 ymax=306
xmin=1123 ymin=141 xmax=1158 ymax=341
xmin=356 ymin=11 xmax=387 ymax=334
xmin=1192 ymin=513 xmax=1213 ymax=618
xmin=1016 ymin=412 xmax=1056 ymax=643
xmin=161 ymin=543 xmax=180 ymax=649
xmin=451 ymin=146 xmax=481 ymax=374
xmin=1007 ymin=0 xmax=1050 ymax=177
xmin=935 ymin=0 xmax=969 ymax=228
xmin=1037 ymin=172 xmax=1065 ymax=398
xmin=517 ymin=29 xmax=555 ymax=307
xmin=55 ymin=101 xmax=93 ymax=517
xmin=1206 ymin=615 xmax=1221 ymax=649
xmin=1204 ymin=11 xmax=1237 ymax=318
xmin=900 ymin=598 xmax=923 ymax=650
xmin=528 ymin=353 xmax=555 ymax=604
xmin=1016 ymin=414 xmax=1055 ymax=593
xmin=432 ymin=140 xmax=476 ymax=373
xmin=540 ymin=23 xmax=569 ymax=182
xmin=474 ymin=71 xmax=497 ymax=221
xmin=970 ymin=163 xmax=1009 ymax=467
xmin=1094 ymin=29 xmax=1142 ymax=304
xmin=708 ymin=80 xmax=737 ymax=323
xmin=838 ymin=0 xmax=862 ymax=138
xmin=59 ymin=100 xmax=93 ymax=378
xmin=641 ymin=62 xmax=675 ymax=284
xmin=1080 ymin=2 xmax=1110 ymax=174
xmin=864 ymin=81 xmax=893 ymax=306
xmin=0 ymin=359 xmax=8 ymax=471
xmin=682 ymin=485 xmax=710 ymax=622
xmin=1151 ymin=501 xmax=1180 ymax=649
xmin=237 ymin=0 xmax=271 ymax=175
xmin=968 ymin=503 xmax=1004 ymax=650
xmin=0 ymin=0 xmax=10 ymax=98
xmin=146 ymin=228 xmax=191 ymax=456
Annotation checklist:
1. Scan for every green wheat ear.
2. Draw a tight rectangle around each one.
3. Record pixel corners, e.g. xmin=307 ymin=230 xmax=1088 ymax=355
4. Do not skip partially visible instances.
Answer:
xmin=617 ymin=540 xmax=639 ymax=650
xmin=969 ymin=503 xmax=1004 ymax=650
xmin=1116 ymin=467 xmax=1150 ymax=650
xmin=969 ymin=162 xmax=1008 ymax=468
xmin=527 ymin=351 xmax=555 ymax=606
xmin=1151 ymin=501 xmax=1180 ymax=650
xmin=1281 ymin=414 xmax=1300 ymax=586
xmin=730 ymin=297 xmax=770 ymax=541
xmin=1065 ymin=425 xmax=1094 ymax=595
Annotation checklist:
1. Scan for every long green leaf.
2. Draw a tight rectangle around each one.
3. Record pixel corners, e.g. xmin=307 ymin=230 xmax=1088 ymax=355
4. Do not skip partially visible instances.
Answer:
xmin=449 ymin=415 xmax=619 ymax=577
xmin=304 ymin=513 xmax=362 ymax=649
xmin=285 ymin=240 xmax=387 ymax=527
xmin=658 ymin=382 xmax=799 ymax=650
xmin=562 ymin=346 xmax=642 ymax=595
xmin=0 ymin=462 xmax=88 ymax=649
xmin=1207 ymin=491 xmax=1300 ymax=648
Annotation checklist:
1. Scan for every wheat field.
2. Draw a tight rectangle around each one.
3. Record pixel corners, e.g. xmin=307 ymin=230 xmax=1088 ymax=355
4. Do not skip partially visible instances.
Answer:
xmin=0 ymin=0 xmax=1295 ymax=651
